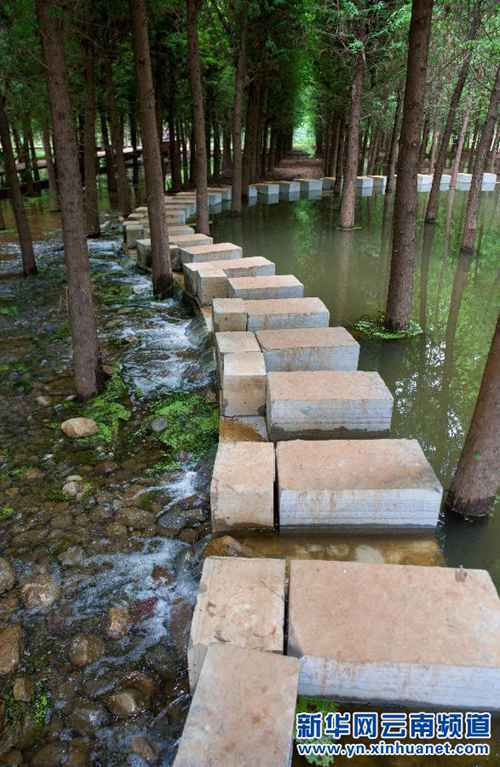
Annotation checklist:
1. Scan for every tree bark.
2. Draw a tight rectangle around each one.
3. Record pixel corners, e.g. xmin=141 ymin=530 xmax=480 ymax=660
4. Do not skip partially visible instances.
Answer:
xmin=446 ymin=315 xmax=500 ymax=518
xmin=83 ymin=33 xmax=100 ymax=237
xmin=104 ymin=59 xmax=131 ymax=217
xmin=450 ymin=101 xmax=470 ymax=191
xmin=21 ymin=126 xmax=36 ymax=196
xmin=130 ymin=0 xmax=173 ymax=297
xmin=385 ymin=89 xmax=402 ymax=194
xmin=461 ymin=67 xmax=500 ymax=254
xmin=167 ymin=64 xmax=182 ymax=192
xmin=425 ymin=2 xmax=480 ymax=223
xmin=333 ymin=120 xmax=344 ymax=195
xmin=0 ymin=97 xmax=37 ymax=275
xmin=231 ymin=4 xmax=247 ymax=214
xmin=129 ymin=108 xmax=140 ymax=187
xmin=339 ymin=51 xmax=364 ymax=229
xmin=27 ymin=123 xmax=41 ymax=186
xmin=386 ymin=0 xmax=434 ymax=331
xmin=37 ymin=0 xmax=103 ymax=399
xmin=41 ymin=123 xmax=59 ymax=211
xmin=100 ymin=110 xmax=118 ymax=201
xmin=186 ymin=0 xmax=209 ymax=234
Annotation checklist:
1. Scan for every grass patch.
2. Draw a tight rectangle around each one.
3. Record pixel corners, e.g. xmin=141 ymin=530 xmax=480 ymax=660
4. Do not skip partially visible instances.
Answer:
xmin=147 ymin=391 xmax=218 ymax=472
xmin=82 ymin=368 xmax=132 ymax=445
xmin=353 ymin=314 xmax=423 ymax=340
xmin=0 ymin=304 xmax=19 ymax=317
xmin=0 ymin=505 xmax=15 ymax=521
xmin=295 ymin=696 xmax=339 ymax=766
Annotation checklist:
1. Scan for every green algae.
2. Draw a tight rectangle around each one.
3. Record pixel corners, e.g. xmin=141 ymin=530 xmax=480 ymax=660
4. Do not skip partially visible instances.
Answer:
xmin=82 ymin=369 xmax=132 ymax=445
xmin=0 ymin=505 xmax=15 ymax=521
xmin=353 ymin=315 xmax=423 ymax=340
xmin=295 ymin=695 xmax=339 ymax=766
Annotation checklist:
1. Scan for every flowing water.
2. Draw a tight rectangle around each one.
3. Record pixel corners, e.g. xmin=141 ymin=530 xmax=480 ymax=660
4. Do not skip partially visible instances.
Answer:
xmin=0 ymin=183 xmax=499 ymax=766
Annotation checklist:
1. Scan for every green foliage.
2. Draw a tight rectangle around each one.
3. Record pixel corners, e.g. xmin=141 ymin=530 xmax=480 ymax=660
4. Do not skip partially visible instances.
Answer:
xmin=0 ymin=304 xmax=19 ymax=317
xmin=82 ymin=369 xmax=132 ymax=444
xmin=295 ymin=696 xmax=339 ymax=766
xmin=147 ymin=391 xmax=219 ymax=471
xmin=353 ymin=315 xmax=423 ymax=340
xmin=32 ymin=683 xmax=51 ymax=729
xmin=0 ymin=505 xmax=15 ymax=521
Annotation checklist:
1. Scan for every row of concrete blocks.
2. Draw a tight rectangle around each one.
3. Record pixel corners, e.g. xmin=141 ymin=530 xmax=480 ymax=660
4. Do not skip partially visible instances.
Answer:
xmin=174 ymin=555 xmax=500 ymax=765
xmin=322 ymin=172 xmax=498 ymax=193
xmin=211 ymin=438 xmax=443 ymax=531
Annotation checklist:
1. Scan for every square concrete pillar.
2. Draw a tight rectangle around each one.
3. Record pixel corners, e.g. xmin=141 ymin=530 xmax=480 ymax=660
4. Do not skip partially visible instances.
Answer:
xmin=266 ymin=370 xmax=393 ymax=440
xmin=245 ymin=297 xmax=330 ymax=331
xmin=168 ymin=225 xmax=196 ymax=237
xmin=212 ymin=298 xmax=247 ymax=332
xmin=356 ymin=176 xmax=374 ymax=191
xmin=197 ymin=269 xmax=230 ymax=305
xmin=297 ymin=178 xmax=323 ymax=193
xmin=370 ymin=175 xmax=387 ymax=191
xmin=482 ymin=172 xmax=496 ymax=189
xmin=219 ymin=415 xmax=269 ymax=442
xmin=417 ymin=173 xmax=432 ymax=191
xmin=221 ymin=351 xmax=267 ymax=416
xmin=188 ymin=256 xmax=275 ymax=299
xmin=127 ymin=211 xmax=146 ymax=221
xmin=124 ymin=222 xmax=144 ymax=249
xmin=256 ymin=327 xmax=359 ymax=372
xmin=255 ymin=182 xmax=280 ymax=198
xmin=136 ymin=239 xmax=151 ymax=270
xmin=279 ymin=181 xmax=301 ymax=199
xmin=215 ymin=331 xmax=260 ymax=379
xmin=287 ymin=559 xmax=500 ymax=710
xmin=180 ymin=243 xmax=242 ymax=266
xmin=208 ymin=186 xmax=232 ymax=201
xmin=210 ymin=442 xmax=276 ymax=533
xmin=321 ymin=177 xmax=335 ymax=189
xmin=229 ymin=275 xmax=304 ymax=301
xmin=457 ymin=172 xmax=472 ymax=189
xmin=247 ymin=184 xmax=258 ymax=199
xmin=165 ymin=210 xmax=187 ymax=224
xmin=277 ymin=439 xmax=443 ymax=529
xmin=175 ymin=644 xmax=299 ymax=767
xmin=440 ymin=174 xmax=451 ymax=190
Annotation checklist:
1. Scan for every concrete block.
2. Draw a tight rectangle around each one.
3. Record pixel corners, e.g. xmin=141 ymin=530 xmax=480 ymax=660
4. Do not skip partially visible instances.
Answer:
xmin=417 ymin=173 xmax=432 ymax=190
xmin=219 ymin=415 xmax=269 ymax=442
xmin=212 ymin=298 xmax=247 ymax=332
xmin=287 ymin=559 xmax=500 ymax=710
xmin=168 ymin=225 xmax=196 ymax=237
xmin=176 ymin=644 xmax=299 ymax=767
xmin=229 ymin=275 xmax=304 ymax=300
xmin=277 ymin=439 xmax=443 ymax=529
xmin=208 ymin=191 xmax=223 ymax=206
xmin=208 ymin=186 xmax=232 ymax=201
xmin=136 ymin=239 xmax=151 ymax=270
xmin=215 ymin=331 xmax=260 ymax=378
xmin=197 ymin=269 xmax=230 ymax=305
xmin=165 ymin=210 xmax=186 ymax=224
xmin=297 ymin=178 xmax=323 ymax=193
xmin=266 ymin=370 xmax=393 ymax=440
xmin=245 ymin=297 xmax=330 ymax=331
xmin=210 ymin=442 xmax=276 ymax=533
xmin=356 ymin=176 xmax=374 ymax=191
xmin=179 ymin=242 xmax=242 ymax=266
xmin=221 ymin=351 xmax=267 ymax=416
xmin=370 ymin=175 xmax=387 ymax=191
xmin=124 ymin=222 xmax=144 ymax=249
xmin=256 ymin=327 xmax=359 ymax=372
xmin=254 ymin=182 xmax=280 ymax=197
xmin=127 ymin=211 xmax=146 ymax=221
xmin=279 ymin=180 xmax=301 ymax=199
xmin=482 ymin=172 xmax=496 ymax=189
xmin=440 ymin=174 xmax=451 ymax=189
xmin=457 ymin=172 xmax=471 ymax=188
xmin=247 ymin=184 xmax=258 ymax=199
xmin=321 ymin=177 xmax=335 ymax=189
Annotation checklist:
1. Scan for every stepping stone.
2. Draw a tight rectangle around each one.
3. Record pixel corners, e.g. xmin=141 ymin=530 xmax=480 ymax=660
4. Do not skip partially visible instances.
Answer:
xmin=221 ymin=351 xmax=266 ymax=416
xmin=356 ymin=175 xmax=374 ymax=191
xmin=219 ymin=415 xmax=268 ymax=442
xmin=165 ymin=211 xmax=187 ymax=224
xmin=440 ymin=173 xmax=451 ymax=189
xmin=123 ymin=222 xmax=144 ymax=249
xmin=321 ymin=177 xmax=335 ymax=189
xmin=175 ymin=644 xmax=299 ymax=767
xmin=287 ymin=559 xmax=500 ymax=710
xmin=215 ymin=331 xmax=260 ymax=378
xmin=297 ymin=178 xmax=323 ymax=193
xmin=256 ymin=327 xmax=359 ymax=372
xmin=482 ymin=172 xmax=496 ymax=189
xmin=266 ymin=370 xmax=393 ymax=440
xmin=213 ymin=298 xmax=247 ymax=332
xmin=188 ymin=556 xmax=285 ymax=689
xmin=229 ymin=275 xmax=304 ymax=300
xmin=247 ymin=184 xmax=258 ymax=199
xmin=254 ymin=182 xmax=280 ymax=198
xmin=457 ymin=172 xmax=471 ymax=188
xmin=278 ymin=180 xmax=301 ymax=199
xmin=179 ymin=242 xmax=242 ymax=266
xmin=194 ymin=257 xmax=276 ymax=305
xmin=136 ymin=239 xmax=151 ymax=270
xmin=168 ymin=225 xmax=196 ymax=236
xmin=370 ymin=175 xmax=386 ymax=191
xmin=127 ymin=211 xmax=145 ymax=221
xmin=245 ymin=297 xmax=330 ymax=331
xmin=208 ymin=185 xmax=232 ymax=200
xmin=277 ymin=439 xmax=443 ymax=529
xmin=169 ymin=233 xmax=213 ymax=269
xmin=210 ymin=442 xmax=275 ymax=532
xmin=417 ymin=173 xmax=432 ymax=190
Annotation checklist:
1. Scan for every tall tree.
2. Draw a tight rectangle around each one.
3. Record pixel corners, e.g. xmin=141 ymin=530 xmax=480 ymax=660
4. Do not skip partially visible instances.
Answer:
xmin=446 ymin=315 xmax=500 ymax=518
xmin=424 ymin=1 xmax=481 ymax=224
xmin=41 ymin=123 xmax=59 ymax=211
xmin=339 ymin=50 xmax=364 ymax=229
xmin=104 ymin=57 xmax=131 ymax=218
xmin=231 ymin=0 xmax=248 ymax=214
xmin=187 ymin=0 xmax=209 ymax=234
xmin=385 ymin=0 xmax=434 ymax=331
xmin=0 ymin=95 xmax=37 ymax=276
xmin=461 ymin=66 xmax=500 ymax=254
xmin=83 ymin=18 xmax=100 ymax=237
xmin=37 ymin=0 xmax=103 ymax=400
xmin=130 ymin=0 xmax=173 ymax=297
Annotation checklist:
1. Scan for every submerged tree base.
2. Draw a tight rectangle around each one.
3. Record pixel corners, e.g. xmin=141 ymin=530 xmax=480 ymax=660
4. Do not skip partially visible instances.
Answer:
xmin=353 ymin=314 xmax=423 ymax=340
xmin=445 ymin=491 xmax=496 ymax=520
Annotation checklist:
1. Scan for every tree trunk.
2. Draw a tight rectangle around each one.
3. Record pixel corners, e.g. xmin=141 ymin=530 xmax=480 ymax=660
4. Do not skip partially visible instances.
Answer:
xmin=425 ymin=2 xmax=480 ymax=223
xmin=446 ymin=315 xmax=500 ymax=518
xmin=339 ymin=51 xmax=364 ymax=229
xmin=222 ymin=123 xmax=232 ymax=176
xmin=0 ymin=201 xmax=5 ymax=230
xmin=186 ymin=0 xmax=209 ymax=234
xmin=418 ymin=115 xmax=429 ymax=169
xmin=179 ymin=120 xmax=189 ymax=183
xmin=130 ymin=0 xmax=173 ymax=297
xmin=333 ymin=120 xmax=344 ymax=195
xmin=385 ymin=89 xmax=402 ymax=194
xmin=429 ymin=129 xmax=439 ymax=172
xmin=450 ymin=101 xmax=470 ymax=192
xmin=0 ymin=98 xmax=37 ymax=275
xmin=21 ymin=126 xmax=36 ymax=196
xmin=461 ymin=67 xmax=500 ymax=253
xmin=167 ymin=66 xmax=182 ymax=192
xmin=27 ymin=123 xmax=41 ymax=187
xmin=41 ymin=123 xmax=60 ymax=211
xmin=100 ymin=110 xmax=118 ymax=201
xmin=129 ymin=108 xmax=140 ymax=187
xmin=367 ymin=129 xmax=380 ymax=175
xmin=83 ymin=34 xmax=100 ymax=237
xmin=487 ymin=127 xmax=499 ymax=172
xmin=212 ymin=121 xmax=221 ymax=178
xmin=328 ymin=118 xmax=340 ymax=177
xmin=104 ymin=59 xmax=131 ymax=217
xmin=231 ymin=6 xmax=247 ymax=214
xmin=386 ymin=0 xmax=434 ymax=331
xmin=37 ymin=0 xmax=103 ymax=399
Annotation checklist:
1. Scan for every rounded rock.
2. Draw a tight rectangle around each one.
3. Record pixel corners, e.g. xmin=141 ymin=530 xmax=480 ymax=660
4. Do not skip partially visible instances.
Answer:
xmin=21 ymin=575 xmax=60 ymax=609
xmin=0 ymin=558 xmax=15 ymax=595
xmin=61 ymin=418 xmax=98 ymax=439
xmin=69 ymin=635 xmax=104 ymax=668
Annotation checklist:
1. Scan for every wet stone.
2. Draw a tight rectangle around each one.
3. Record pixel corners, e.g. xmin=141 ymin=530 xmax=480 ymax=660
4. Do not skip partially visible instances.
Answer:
xmin=131 ymin=737 xmax=158 ymax=764
xmin=13 ymin=675 xmax=34 ymax=702
xmin=58 ymin=546 xmax=85 ymax=567
xmin=21 ymin=575 xmax=60 ymax=609
xmin=0 ymin=557 xmax=15 ymax=594
xmin=107 ymin=689 xmax=143 ymax=718
xmin=0 ymin=624 xmax=23 ymax=674
xmin=106 ymin=606 xmax=130 ymax=639
xmin=67 ymin=698 xmax=110 ymax=734
xmin=60 ymin=418 xmax=98 ymax=439
xmin=69 ymin=634 xmax=105 ymax=668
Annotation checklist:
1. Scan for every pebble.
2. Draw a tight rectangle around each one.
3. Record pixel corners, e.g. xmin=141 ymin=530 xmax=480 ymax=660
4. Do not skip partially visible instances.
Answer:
xmin=131 ymin=737 xmax=158 ymax=764
xmin=0 ymin=557 xmax=15 ymax=594
xmin=36 ymin=395 xmax=51 ymax=407
xmin=106 ymin=607 xmax=130 ymax=639
xmin=13 ymin=675 xmax=34 ymax=702
xmin=354 ymin=544 xmax=385 ymax=564
xmin=107 ymin=689 xmax=142 ymax=718
xmin=61 ymin=418 xmax=98 ymax=439
xmin=58 ymin=546 xmax=85 ymax=567
xmin=150 ymin=416 xmax=167 ymax=433
xmin=69 ymin=635 xmax=105 ymax=668
xmin=68 ymin=699 xmax=110 ymax=734
xmin=21 ymin=575 xmax=60 ymax=609
xmin=0 ymin=625 xmax=23 ymax=674
xmin=202 ymin=535 xmax=255 ymax=558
